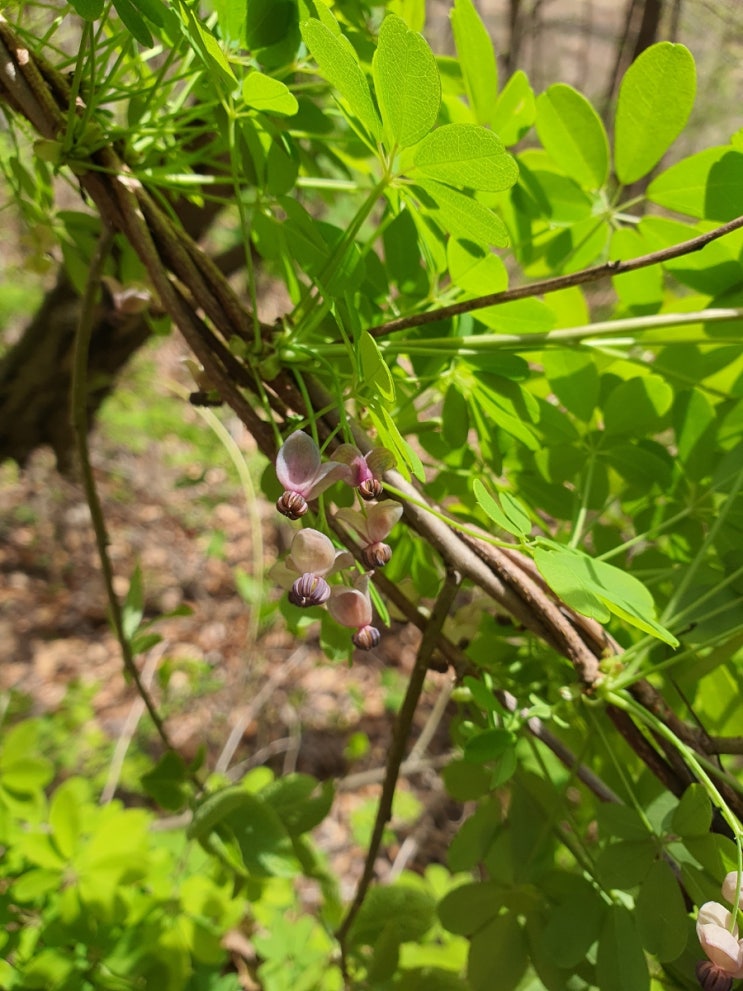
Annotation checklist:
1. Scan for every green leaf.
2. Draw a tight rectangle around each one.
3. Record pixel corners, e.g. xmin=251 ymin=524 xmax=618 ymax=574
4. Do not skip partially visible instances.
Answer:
xmin=442 ymin=383 xmax=470 ymax=448
xmin=373 ymin=14 xmax=441 ymax=149
xmin=647 ymin=146 xmax=743 ymax=220
xmin=468 ymin=913 xmax=528 ymax=991
xmin=536 ymin=84 xmax=609 ymax=189
xmin=603 ymin=373 xmax=673 ymax=436
xmin=141 ymin=751 xmax=190 ymax=811
xmin=245 ymin=0 xmax=299 ymax=68
xmin=635 ymin=859 xmax=688 ymax=962
xmin=672 ymin=784 xmax=712 ymax=837
xmin=349 ymin=884 xmax=436 ymax=946
xmin=596 ymin=905 xmax=649 ymax=991
xmin=610 ymin=227 xmax=663 ymax=312
xmin=50 ymin=778 xmax=89 ymax=858
xmin=473 ymin=479 xmax=530 ymax=538
xmin=442 ymin=760 xmax=492 ymax=802
xmin=243 ymin=72 xmax=298 ymax=116
xmin=596 ymin=840 xmax=656 ymax=890
xmin=447 ymin=238 xmax=508 ymax=295
xmin=414 ymin=181 xmax=509 ymax=248
xmin=492 ymin=70 xmax=535 ymax=146
xmin=301 ymin=17 xmax=382 ymax=139
xmin=539 ymin=874 xmax=605 ymax=969
xmin=188 ymin=785 xmax=257 ymax=841
xmin=614 ymin=42 xmax=696 ymax=185
xmin=542 ymin=350 xmax=598 ymax=422
xmin=410 ymin=124 xmax=518 ymax=192
xmin=450 ymin=0 xmax=498 ymax=127
xmin=69 ymin=0 xmax=104 ymax=17
xmin=359 ymin=329 xmax=396 ymax=402
xmin=463 ymin=728 xmax=516 ymax=764
xmin=597 ymin=804 xmax=651 ymax=842
xmin=261 ymin=774 xmax=334 ymax=836
xmin=113 ymin=0 xmax=154 ymax=46
xmin=438 ymin=880 xmax=504 ymax=935
xmin=388 ymin=0 xmax=425 ymax=32
xmin=534 ymin=544 xmax=678 ymax=646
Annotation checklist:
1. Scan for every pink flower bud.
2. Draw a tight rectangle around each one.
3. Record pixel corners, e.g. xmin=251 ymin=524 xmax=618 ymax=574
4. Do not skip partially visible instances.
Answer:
xmin=288 ymin=574 xmax=331 ymax=607
xmin=335 ymin=502 xmax=402 ymax=564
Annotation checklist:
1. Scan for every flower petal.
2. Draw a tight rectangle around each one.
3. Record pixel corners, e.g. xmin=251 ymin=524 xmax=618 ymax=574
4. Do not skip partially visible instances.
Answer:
xmin=698 ymin=924 xmax=743 ymax=974
xmin=276 ymin=431 xmax=321 ymax=492
xmin=328 ymin=587 xmax=372 ymax=629
xmin=305 ymin=460 xmax=352 ymax=499
xmin=366 ymin=447 xmax=396 ymax=477
xmin=698 ymin=903 xmax=738 ymax=939
xmin=335 ymin=507 xmax=369 ymax=542
xmin=722 ymin=873 xmax=743 ymax=911
xmin=366 ymin=501 xmax=403 ymax=542
xmin=289 ymin=528 xmax=337 ymax=576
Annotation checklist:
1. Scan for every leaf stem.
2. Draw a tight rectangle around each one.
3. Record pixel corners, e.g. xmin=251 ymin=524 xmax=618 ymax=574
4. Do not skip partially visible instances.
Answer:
xmin=307 ymin=307 xmax=743 ymax=357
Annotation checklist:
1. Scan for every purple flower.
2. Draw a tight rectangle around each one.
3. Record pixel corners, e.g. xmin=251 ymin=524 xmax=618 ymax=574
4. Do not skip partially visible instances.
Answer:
xmin=331 ymin=444 xmax=395 ymax=501
xmin=335 ymin=501 xmax=403 ymax=569
xmin=327 ymin=574 xmax=381 ymax=650
xmin=270 ymin=528 xmax=352 ymax=608
xmin=276 ymin=431 xmax=351 ymax=519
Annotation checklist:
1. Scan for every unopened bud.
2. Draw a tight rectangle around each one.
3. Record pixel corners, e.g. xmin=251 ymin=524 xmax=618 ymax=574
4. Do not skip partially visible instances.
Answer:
xmin=358 ymin=478 xmax=384 ymax=501
xmin=361 ymin=541 xmax=392 ymax=569
xmin=352 ymin=625 xmax=381 ymax=650
xmin=288 ymin=573 xmax=331 ymax=607
xmin=696 ymin=961 xmax=733 ymax=991
xmin=277 ymin=491 xmax=308 ymax=520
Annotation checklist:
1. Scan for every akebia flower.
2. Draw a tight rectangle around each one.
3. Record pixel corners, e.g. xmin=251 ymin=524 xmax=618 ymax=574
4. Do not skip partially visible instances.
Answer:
xmin=271 ymin=528 xmax=352 ymax=608
xmin=335 ymin=501 xmax=403 ymax=569
xmin=331 ymin=444 xmax=395 ymax=501
xmin=327 ymin=574 xmax=380 ymax=650
xmin=696 ymin=881 xmax=743 ymax=989
xmin=275 ymin=431 xmax=351 ymax=519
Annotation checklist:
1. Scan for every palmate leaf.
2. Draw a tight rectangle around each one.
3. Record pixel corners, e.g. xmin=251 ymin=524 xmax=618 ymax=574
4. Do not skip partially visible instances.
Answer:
xmin=372 ymin=14 xmax=440 ymax=150
xmin=614 ymin=42 xmax=696 ymax=185
xmin=534 ymin=543 xmax=678 ymax=646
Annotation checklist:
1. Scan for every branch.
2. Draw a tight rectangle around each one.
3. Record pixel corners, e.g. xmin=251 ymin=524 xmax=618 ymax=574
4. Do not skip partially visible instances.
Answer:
xmin=369 ymin=214 xmax=743 ymax=338
xmin=336 ymin=570 xmax=462 ymax=978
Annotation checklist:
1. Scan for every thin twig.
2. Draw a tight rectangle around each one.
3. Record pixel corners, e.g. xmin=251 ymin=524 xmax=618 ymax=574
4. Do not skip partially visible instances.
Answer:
xmin=70 ymin=225 xmax=182 ymax=762
xmin=336 ymin=570 xmax=462 ymax=979
xmin=369 ymin=214 xmax=743 ymax=338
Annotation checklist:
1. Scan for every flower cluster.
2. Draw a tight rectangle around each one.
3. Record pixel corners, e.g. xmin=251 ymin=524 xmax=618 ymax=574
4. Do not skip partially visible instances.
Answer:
xmin=696 ymin=873 xmax=743 ymax=991
xmin=272 ymin=430 xmax=400 ymax=650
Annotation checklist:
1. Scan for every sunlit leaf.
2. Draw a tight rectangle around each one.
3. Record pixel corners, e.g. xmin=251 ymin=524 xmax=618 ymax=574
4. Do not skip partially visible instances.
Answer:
xmin=410 ymin=124 xmax=518 ymax=192
xmin=614 ymin=42 xmax=696 ymax=184
xmin=536 ymin=83 xmax=609 ymax=189
xmin=373 ymin=14 xmax=441 ymax=149
xmin=450 ymin=0 xmax=498 ymax=127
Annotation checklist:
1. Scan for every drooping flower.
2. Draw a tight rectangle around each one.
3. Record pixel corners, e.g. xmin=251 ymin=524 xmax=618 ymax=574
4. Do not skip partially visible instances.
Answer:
xmin=696 ymin=898 xmax=743 ymax=988
xmin=335 ymin=501 xmax=403 ymax=569
xmin=275 ymin=431 xmax=351 ymax=519
xmin=270 ymin=528 xmax=352 ymax=608
xmin=327 ymin=574 xmax=380 ymax=650
xmin=331 ymin=444 xmax=395 ymax=501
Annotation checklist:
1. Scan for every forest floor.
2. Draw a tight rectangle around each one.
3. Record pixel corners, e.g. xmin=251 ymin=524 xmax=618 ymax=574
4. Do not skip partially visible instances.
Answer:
xmin=0 ymin=335 xmax=459 ymax=893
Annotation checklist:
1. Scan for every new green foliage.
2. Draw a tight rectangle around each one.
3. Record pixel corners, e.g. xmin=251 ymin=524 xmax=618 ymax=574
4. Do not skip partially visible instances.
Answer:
xmin=614 ymin=42 xmax=696 ymax=184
